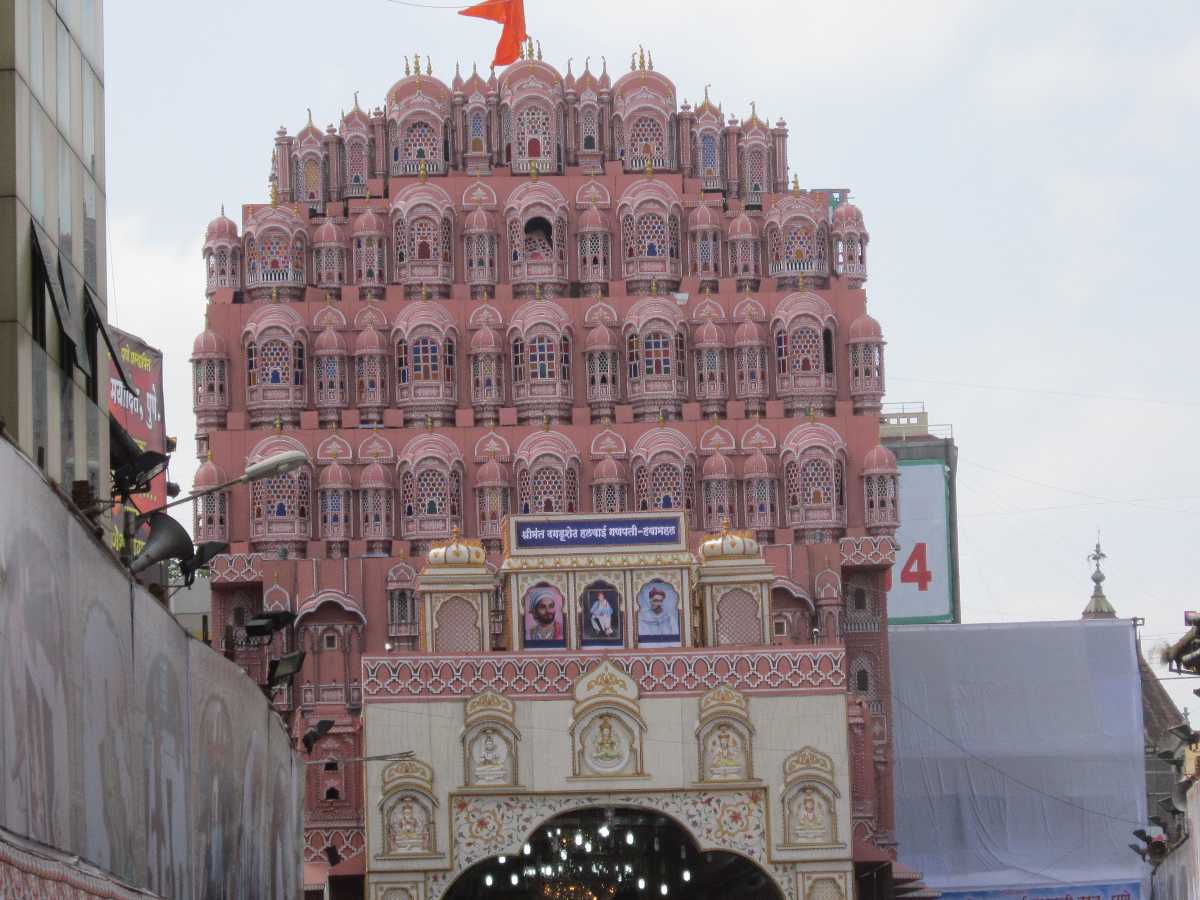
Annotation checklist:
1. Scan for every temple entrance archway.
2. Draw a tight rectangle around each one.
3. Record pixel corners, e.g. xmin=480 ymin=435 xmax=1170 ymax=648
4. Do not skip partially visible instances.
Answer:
xmin=443 ymin=805 xmax=784 ymax=900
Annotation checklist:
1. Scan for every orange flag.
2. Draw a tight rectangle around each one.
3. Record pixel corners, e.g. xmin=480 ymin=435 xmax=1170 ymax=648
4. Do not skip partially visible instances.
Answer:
xmin=459 ymin=0 xmax=526 ymax=67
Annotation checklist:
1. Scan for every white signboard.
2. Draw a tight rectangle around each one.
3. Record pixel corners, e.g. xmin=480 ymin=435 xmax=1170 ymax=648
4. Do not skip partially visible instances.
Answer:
xmin=887 ymin=460 xmax=954 ymax=623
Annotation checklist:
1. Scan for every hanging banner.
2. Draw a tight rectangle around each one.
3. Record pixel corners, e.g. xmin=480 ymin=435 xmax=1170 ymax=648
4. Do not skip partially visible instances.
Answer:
xmin=887 ymin=460 xmax=955 ymax=624
xmin=510 ymin=514 xmax=684 ymax=551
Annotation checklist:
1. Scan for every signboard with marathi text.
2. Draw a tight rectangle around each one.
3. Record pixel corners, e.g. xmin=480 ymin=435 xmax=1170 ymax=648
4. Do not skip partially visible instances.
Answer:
xmin=107 ymin=327 xmax=166 ymax=554
xmin=507 ymin=513 xmax=686 ymax=554
xmin=886 ymin=459 xmax=954 ymax=624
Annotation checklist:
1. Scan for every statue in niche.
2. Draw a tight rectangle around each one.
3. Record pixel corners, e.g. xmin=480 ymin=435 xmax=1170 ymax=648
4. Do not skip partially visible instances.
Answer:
xmin=471 ymin=728 xmax=509 ymax=785
xmin=706 ymin=724 xmax=745 ymax=781
xmin=587 ymin=715 xmax=627 ymax=771
xmin=789 ymin=788 xmax=830 ymax=843
xmin=387 ymin=797 xmax=430 ymax=853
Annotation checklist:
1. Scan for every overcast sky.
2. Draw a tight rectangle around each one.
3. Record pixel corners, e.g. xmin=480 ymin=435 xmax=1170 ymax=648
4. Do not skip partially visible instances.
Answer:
xmin=103 ymin=1 xmax=1200 ymax=717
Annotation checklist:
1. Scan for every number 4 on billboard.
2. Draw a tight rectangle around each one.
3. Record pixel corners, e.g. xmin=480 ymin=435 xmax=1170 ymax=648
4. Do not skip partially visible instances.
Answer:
xmin=884 ymin=542 xmax=932 ymax=592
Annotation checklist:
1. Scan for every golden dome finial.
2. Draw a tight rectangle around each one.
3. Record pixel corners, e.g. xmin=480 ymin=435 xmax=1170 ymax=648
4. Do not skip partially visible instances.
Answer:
xmin=451 ymin=525 xmax=461 ymax=542
xmin=370 ymin=447 xmax=380 ymax=460
xmin=630 ymin=50 xmax=636 ymax=71
xmin=649 ymin=276 xmax=658 ymax=296
xmin=405 ymin=57 xmax=411 ymax=77
xmin=353 ymin=90 xmax=360 ymax=111
xmin=307 ymin=107 xmax=314 ymax=127
xmin=526 ymin=37 xmax=534 ymax=59
xmin=421 ymin=284 xmax=429 ymax=302
xmin=656 ymin=408 xmax=665 ymax=425
xmin=644 ymin=157 xmax=653 ymax=178
xmin=542 ymin=414 xmax=551 ymax=431
xmin=647 ymin=51 xmax=654 ymax=71
xmin=806 ymin=405 xmax=817 ymax=423
xmin=720 ymin=515 xmax=731 ymax=535
xmin=534 ymin=283 xmax=542 ymax=300
xmin=750 ymin=100 xmax=756 ymax=123
xmin=426 ymin=55 xmax=432 ymax=76
xmin=792 ymin=174 xmax=801 ymax=195
xmin=530 ymin=159 xmax=539 ymax=182
xmin=536 ymin=40 xmax=542 ymax=61
xmin=273 ymin=414 xmax=282 ymax=432
xmin=638 ymin=45 xmax=646 ymax=71
xmin=330 ymin=446 xmax=339 ymax=459
xmin=424 ymin=415 xmax=433 ymax=430
xmin=271 ymin=286 xmax=280 ymax=303
xmin=207 ymin=449 xmax=213 ymax=462
xmin=418 ymin=158 xmax=428 ymax=182
xmin=704 ymin=83 xmax=711 ymax=103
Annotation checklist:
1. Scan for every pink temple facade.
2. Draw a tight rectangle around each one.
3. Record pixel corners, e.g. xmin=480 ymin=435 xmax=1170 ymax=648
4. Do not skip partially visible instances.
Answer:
xmin=194 ymin=49 xmax=901 ymax=898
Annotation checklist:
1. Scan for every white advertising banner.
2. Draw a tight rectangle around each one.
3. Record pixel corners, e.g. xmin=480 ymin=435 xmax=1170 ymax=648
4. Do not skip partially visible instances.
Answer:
xmin=888 ymin=460 xmax=954 ymax=623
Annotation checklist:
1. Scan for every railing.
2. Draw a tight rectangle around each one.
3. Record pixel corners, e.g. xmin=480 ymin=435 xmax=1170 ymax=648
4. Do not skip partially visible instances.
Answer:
xmin=388 ymin=621 xmax=419 ymax=639
xmin=627 ymin=373 xmax=687 ymax=400
xmin=586 ymin=383 xmax=619 ymax=403
xmin=391 ymin=158 xmax=446 ymax=177
xmin=768 ymin=257 xmax=829 ymax=277
xmin=206 ymin=274 xmax=237 ymax=291
xmin=466 ymin=265 xmax=496 ymax=285
xmin=840 ymin=261 xmax=867 ymax=278
xmin=694 ymin=375 xmax=728 ymax=400
xmin=701 ymin=175 xmax=723 ymax=191
xmin=512 ymin=378 xmax=572 ymax=403
xmin=622 ymin=255 xmax=682 ymax=279
xmin=245 ymin=267 xmax=304 ymax=287
xmin=510 ymin=158 xmax=557 ymax=175
xmin=343 ymin=182 xmax=367 ymax=198
xmin=785 ymin=504 xmax=847 ymax=530
xmin=401 ymin=514 xmax=462 ymax=538
xmin=744 ymin=190 xmax=763 ymax=206
xmin=511 ymin=259 xmax=567 ymax=282
xmin=626 ymin=155 xmax=670 ymax=172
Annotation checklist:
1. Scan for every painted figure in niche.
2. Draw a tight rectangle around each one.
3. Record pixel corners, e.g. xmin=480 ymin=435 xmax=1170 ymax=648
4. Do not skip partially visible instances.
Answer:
xmin=707 ymin=724 xmax=745 ymax=781
xmin=388 ymin=797 xmax=430 ymax=853
xmin=471 ymin=728 xmax=509 ymax=785
xmin=790 ymin=787 xmax=830 ymax=843
xmin=587 ymin=715 xmax=627 ymax=771
xmin=582 ymin=584 xmax=622 ymax=646
xmin=523 ymin=583 xmax=565 ymax=648
xmin=636 ymin=580 xmax=680 ymax=645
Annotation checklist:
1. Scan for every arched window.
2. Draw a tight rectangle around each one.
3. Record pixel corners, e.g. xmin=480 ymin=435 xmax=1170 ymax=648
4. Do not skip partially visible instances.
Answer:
xmin=626 ymin=334 xmax=640 ymax=380
xmin=444 ymin=338 xmax=455 ymax=383
xmin=417 ymin=469 xmax=448 ymax=515
xmin=260 ymin=339 xmax=289 ymax=385
xmin=395 ymin=340 xmax=409 ymax=385
xmin=511 ymin=338 xmax=524 ymax=383
xmin=528 ymin=335 xmax=555 ymax=380
xmin=559 ymin=336 xmax=571 ymax=381
xmin=790 ymin=326 xmax=821 ymax=374
xmin=412 ymin=337 xmax=440 ymax=381
xmin=403 ymin=120 xmax=438 ymax=162
xmin=292 ymin=342 xmax=305 ymax=386
xmin=246 ymin=343 xmax=257 ymax=386
xmin=637 ymin=214 xmax=665 ymax=257
xmin=644 ymin=332 xmax=671 ymax=376
xmin=856 ymin=669 xmax=870 ymax=693
xmin=516 ymin=106 xmax=551 ymax=160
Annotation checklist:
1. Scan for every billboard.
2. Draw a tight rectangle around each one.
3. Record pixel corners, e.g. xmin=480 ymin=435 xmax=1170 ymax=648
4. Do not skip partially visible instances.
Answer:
xmin=107 ymin=327 xmax=166 ymax=556
xmin=886 ymin=459 xmax=955 ymax=624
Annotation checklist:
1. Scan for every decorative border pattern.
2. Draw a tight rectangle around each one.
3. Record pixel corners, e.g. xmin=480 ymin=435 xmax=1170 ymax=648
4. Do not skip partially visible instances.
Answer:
xmin=429 ymin=789 xmax=795 ymax=900
xmin=209 ymin=552 xmax=265 ymax=583
xmin=305 ymin=827 xmax=366 ymax=863
xmin=0 ymin=832 xmax=163 ymax=899
xmin=363 ymin=648 xmax=844 ymax=699
xmin=838 ymin=536 xmax=896 ymax=568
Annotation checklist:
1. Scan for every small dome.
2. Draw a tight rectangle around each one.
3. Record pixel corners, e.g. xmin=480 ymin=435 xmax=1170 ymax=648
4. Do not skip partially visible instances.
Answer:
xmin=702 ymin=452 xmax=734 ymax=479
xmin=351 ymin=207 xmax=385 ymax=235
xmin=359 ymin=459 xmax=393 ymax=488
xmin=699 ymin=521 xmax=761 ymax=560
xmin=577 ymin=205 xmax=608 ymax=232
xmin=585 ymin=324 xmax=616 ymax=351
xmin=593 ymin=455 xmax=626 ymax=484
xmin=193 ymin=459 xmax=228 ymax=489
xmin=427 ymin=529 xmax=486 ymax=567
xmin=205 ymin=211 xmax=238 ymax=244
xmin=314 ymin=325 xmax=347 ymax=354
xmin=313 ymin=221 xmax=346 ymax=245
xmin=849 ymin=313 xmax=883 ymax=342
xmin=464 ymin=207 xmax=495 ymax=234
xmin=470 ymin=325 xmax=501 ymax=353
xmin=833 ymin=201 xmax=866 ymax=233
xmin=191 ymin=328 xmax=228 ymax=359
xmin=863 ymin=445 xmax=898 ymax=475
xmin=693 ymin=320 xmax=724 ymax=348
xmin=476 ymin=457 xmax=509 ymax=487
xmin=318 ymin=460 xmax=352 ymax=488
xmin=743 ymin=449 xmax=773 ymax=477
xmin=354 ymin=326 xmax=386 ymax=355
xmin=727 ymin=213 xmax=757 ymax=239
xmin=734 ymin=318 xmax=765 ymax=346
xmin=688 ymin=205 xmax=721 ymax=231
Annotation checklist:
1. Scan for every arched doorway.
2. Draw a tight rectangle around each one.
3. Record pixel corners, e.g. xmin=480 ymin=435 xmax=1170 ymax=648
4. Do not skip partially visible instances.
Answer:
xmin=443 ymin=806 xmax=784 ymax=900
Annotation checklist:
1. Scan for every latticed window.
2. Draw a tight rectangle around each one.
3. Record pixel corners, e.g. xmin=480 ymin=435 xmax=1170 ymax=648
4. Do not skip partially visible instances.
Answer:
xmin=745 ymin=147 xmax=766 ymax=194
xmin=528 ymin=335 xmax=555 ymax=381
xmin=393 ymin=219 xmax=407 ymax=267
xmin=319 ymin=488 xmax=349 ymax=538
xmin=347 ymin=138 xmax=367 ymax=186
xmin=785 ymin=224 xmax=815 ymax=262
xmin=246 ymin=343 xmax=256 ymax=386
xmin=301 ymin=156 xmax=322 ymax=201
xmin=559 ymin=336 xmax=571 ymax=381
xmin=790 ymin=327 xmax=822 ymax=374
xmin=360 ymin=488 xmax=393 ymax=535
xmin=508 ymin=218 xmax=523 ymax=264
xmin=196 ymin=492 xmax=228 ymax=539
xmin=477 ymin=485 xmax=509 ymax=532
xmin=262 ymin=235 xmax=288 ymax=272
xmin=356 ymin=353 xmax=383 ymax=404
xmin=674 ymin=333 xmax=686 ymax=378
xmin=745 ymin=478 xmax=776 ymax=525
xmin=250 ymin=471 xmax=310 ymax=533
xmin=516 ymin=106 xmax=551 ymax=159
xmin=293 ymin=343 xmax=305 ymax=387
xmin=411 ymin=218 xmax=437 ymax=261
xmin=416 ymin=468 xmax=448 ymax=515
xmin=669 ymin=215 xmax=680 ymax=259
xmin=402 ymin=120 xmax=438 ymax=161
xmin=646 ymin=463 xmax=683 ymax=511
xmin=644 ymin=332 xmax=671 ymax=376
xmin=703 ymin=479 xmax=732 ymax=528
xmin=316 ymin=356 xmax=344 ymax=404
xmin=356 ymin=236 xmax=383 ymax=283
xmin=731 ymin=239 xmax=758 ymax=275
xmin=517 ymin=469 xmax=530 ymax=513
xmin=694 ymin=232 xmax=717 ymax=275
xmin=501 ymin=107 xmax=513 ymax=160
xmin=699 ymin=132 xmax=719 ymax=175
xmin=395 ymin=340 xmax=409 ymax=386
xmin=635 ymin=465 xmax=649 ymax=509
xmin=388 ymin=589 xmax=417 ymax=636
xmin=412 ymin=337 xmax=440 ymax=381
xmin=290 ymin=239 xmax=305 ymax=279
xmin=579 ymin=232 xmax=609 ymax=280
xmin=581 ymin=106 xmax=598 ymax=150
xmin=441 ymin=219 xmax=453 ymax=264
xmin=626 ymin=334 xmax=640 ymax=380
xmin=259 ymin=339 xmax=290 ymax=385
xmin=524 ymin=230 xmax=552 ymax=260
xmin=592 ymin=482 xmax=626 ymax=513
xmin=565 ymin=467 xmax=578 ymax=512
xmin=637 ymin=214 xmax=666 ymax=257
xmin=735 ymin=346 xmax=766 ymax=392
xmin=509 ymin=337 xmax=525 ymax=384
xmin=775 ymin=332 xmax=788 ymax=375
xmin=587 ymin=351 xmax=615 ymax=391
xmin=621 ymin=215 xmax=636 ymax=259
xmin=194 ymin=359 xmax=227 ymax=404
xmin=529 ymin=464 xmax=564 ymax=513
xmin=801 ymin=459 xmax=834 ymax=508
xmin=612 ymin=116 xmax=624 ymax=158
xmin=629 ymin=116 xmax=665 ymax=160
xmin=444 ymin=339 xmax=455 ymax=383
xmin=468 ymin=110 xmax=486 ymax=153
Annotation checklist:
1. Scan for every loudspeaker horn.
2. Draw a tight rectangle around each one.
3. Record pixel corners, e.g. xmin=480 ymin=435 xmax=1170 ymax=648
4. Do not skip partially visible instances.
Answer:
xmin=130 ymin=512 xmax=195 ymax=575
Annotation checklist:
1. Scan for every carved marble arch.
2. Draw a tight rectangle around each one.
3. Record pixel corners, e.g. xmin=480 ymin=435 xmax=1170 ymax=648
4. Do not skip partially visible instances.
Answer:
xmin=732 ymin=296 xmax=767 ymax=322
xmin=317 ymin=434 xmax=353 ymax=463
xmin=263 ymin=581 xmax=290 ymax=612
xmin=461 ymin=691 xmax=520 ymax=788
xmin=312 ymin=305 xmax=347 ymax=330
xmin=354 ymin=305 xmax=389 ymax=330
xmin=695 ymin=686 xmax=756 ymax=784
xmin=473 ymin=431 xmax=512 ymax=463
xmin=583 ymin=301 xmax=619 ymax=327
xmin=691 ymin=296 xmax=725 ymax=322
xmin=357 ymin=433 xmax=396 ymax=463
xmin=715 ymin=587 xmax=763 ymax=647
xmin=699 ymin=424 xmax=736 ymax=455
xmin=631 ymin=427 xmax=697 ymax=520
xmin=740 ymin=423 xmax=778 ymax=453
xmin=386 ymin=562 xmax=418 ymax=589
xmin=589 ymin=428 xmax=628 ymax=459
xmin=247 ymin=433 xmax=309 ymax=466
xmin=468 ymin=303 xmax=503 ymax=330
xmin=433 ymin=595 xmax=482 ymax=654
xmin=780 ymin=747 xmax=840 ymax=847
xmin=575 ymin=180 xmax=611 ymax=208
xmin=379 ymin=759 xmax=438 ymax=857
xmin=569 ymin=661 xmax=647 ymax=778
xmin=462 ymin=180 xmax=498 ymax=209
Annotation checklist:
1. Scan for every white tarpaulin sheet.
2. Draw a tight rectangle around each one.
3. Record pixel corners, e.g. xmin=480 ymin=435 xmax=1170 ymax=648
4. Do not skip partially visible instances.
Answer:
xmin=891 ymin=619 xmax=1149 ymax=896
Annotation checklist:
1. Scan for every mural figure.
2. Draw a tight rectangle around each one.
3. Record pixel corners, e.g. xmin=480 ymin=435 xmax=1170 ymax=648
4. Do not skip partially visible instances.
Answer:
xmin=523 ymin=583 xmax=565 ymax=648
xmin=789 ymin=788 xmax=830 ymax=843
xmin=470 ymin=729 xmax=509 ymax=785
xmin=636 ymin=580 xmax=680 ymax=645
xmin=582 ymin=583 xmax=622 ymax=646
xmin=707 ymin=724 xmax=745 ymax=781
xmin=388 ymin=797 xmax=430 ymax=853
xmin=586 ymin=715 xmax=629 ymax=772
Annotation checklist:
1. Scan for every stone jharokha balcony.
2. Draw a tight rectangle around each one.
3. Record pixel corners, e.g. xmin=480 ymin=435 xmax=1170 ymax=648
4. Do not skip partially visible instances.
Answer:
xmin=768 ymin=257 xmax=829 ymax=279
xmin=361 ymin=644 xmax=846 ymax=701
